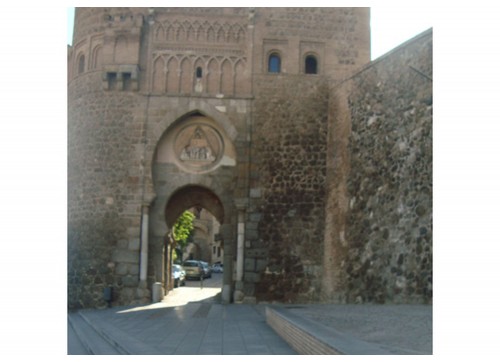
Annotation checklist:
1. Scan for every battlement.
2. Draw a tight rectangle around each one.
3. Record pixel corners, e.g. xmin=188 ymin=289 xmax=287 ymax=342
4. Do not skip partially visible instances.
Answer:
xmin=103 ymin=12 xmax=144 ymax=29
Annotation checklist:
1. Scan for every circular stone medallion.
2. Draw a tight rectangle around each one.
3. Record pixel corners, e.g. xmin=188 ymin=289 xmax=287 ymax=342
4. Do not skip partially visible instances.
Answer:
xmin=173 ymin=123 xmax=224 ymax=172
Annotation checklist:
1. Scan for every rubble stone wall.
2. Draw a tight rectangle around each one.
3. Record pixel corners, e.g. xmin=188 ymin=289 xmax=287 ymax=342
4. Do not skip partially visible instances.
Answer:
xmin=324 ymin=30 xmax=432 ymax=304
xmin=248 ymin=76 xmax=329 ymax=302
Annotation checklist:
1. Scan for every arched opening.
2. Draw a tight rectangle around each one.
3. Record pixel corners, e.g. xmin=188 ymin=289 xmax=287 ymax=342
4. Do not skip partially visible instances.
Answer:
xmin=165 ymin=185 xmax=224 ymax=228
xmin=163 ymin=185 xmax=225 ymax=304
xmin=305 ymin=54 xmax=318 ymax=74
xmin=77 ymin=53 xmax=85 ymax=74
xmin=195 ymin=66 xmax=203 ymax=79
xmin=268 ymin=52 xmax=281 ymax=73
xmin=149 ymin=109 xmax=238 ymax=305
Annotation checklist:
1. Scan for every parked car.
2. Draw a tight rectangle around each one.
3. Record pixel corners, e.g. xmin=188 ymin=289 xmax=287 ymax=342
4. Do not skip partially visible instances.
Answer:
xmin=172 ymin=264 xmax=186 ymax=287
xmin=182 ymin=260 xmax=205 ymax=280
xmin=212 ymin=263 xmax=223 ymax=273
xmin=201 ymin=261 xmax=212 ymax=278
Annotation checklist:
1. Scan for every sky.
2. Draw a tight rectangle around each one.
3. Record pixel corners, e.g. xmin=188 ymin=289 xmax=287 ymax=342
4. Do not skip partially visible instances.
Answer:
xmin=67 ymin=6 xmax=433 ymax=60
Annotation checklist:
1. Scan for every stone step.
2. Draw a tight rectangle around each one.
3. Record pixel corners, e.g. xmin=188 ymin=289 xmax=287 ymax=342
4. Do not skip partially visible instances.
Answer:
xmin=78 ymin=310 xmax=163 ymax=355
xmin=68 ymin=313 xmax=122 ymax=355
xmin=265 ymin=306 xmax=422 ymax=355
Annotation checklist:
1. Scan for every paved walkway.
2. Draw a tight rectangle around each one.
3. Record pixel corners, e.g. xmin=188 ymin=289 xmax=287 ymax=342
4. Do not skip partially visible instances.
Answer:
xmin=274 ymin=304 xmax=432 ymax=354
xmin=69 ymin=301 xmax=296 ymax=354
xmin=68 ymin=277 xmax=432 ymax=355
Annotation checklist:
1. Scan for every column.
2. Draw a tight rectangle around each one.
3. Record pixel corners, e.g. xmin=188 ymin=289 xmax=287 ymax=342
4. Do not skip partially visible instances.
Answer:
xmin=236 ymin=210 xmax=245 ymax=281
xmin=233 ymin=199 xmax=247 ymax=303
xmin=139 ymin=205 xmax=149 ymax=282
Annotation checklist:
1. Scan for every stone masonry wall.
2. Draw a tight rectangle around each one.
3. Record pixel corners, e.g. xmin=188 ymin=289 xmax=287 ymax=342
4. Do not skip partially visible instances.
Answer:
xmin=68 ymin=71 xmax=149 ymax=309
xmin=248 ymin=75 xmax=329 ymax=302
xmin=324 ymin=30 xmax=432 ymax=304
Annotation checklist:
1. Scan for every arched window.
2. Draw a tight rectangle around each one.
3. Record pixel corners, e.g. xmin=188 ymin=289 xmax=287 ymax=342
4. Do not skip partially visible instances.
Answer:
xmin=305 ymin=55 xmax=318 ymax=74
xmin=268 ymin=53 xmax=281 ymax=73
xmin=196 ymin=67 xmax=203 ymax=78
xmin=78 ymin=54 xmax=85 ymax=75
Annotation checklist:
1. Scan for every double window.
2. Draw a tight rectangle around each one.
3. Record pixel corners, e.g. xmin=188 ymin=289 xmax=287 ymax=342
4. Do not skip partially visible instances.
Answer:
xmin=267 ymin=52 xmax=319 ymax=75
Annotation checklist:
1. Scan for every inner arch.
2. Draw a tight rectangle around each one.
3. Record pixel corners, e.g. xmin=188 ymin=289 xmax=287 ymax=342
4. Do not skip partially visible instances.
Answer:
xmin=165 ymin=185 xmax=224 ymax=228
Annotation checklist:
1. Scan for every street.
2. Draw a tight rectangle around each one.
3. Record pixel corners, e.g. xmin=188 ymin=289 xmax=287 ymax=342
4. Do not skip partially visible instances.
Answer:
xmin=162 ymin=271 xmax=223 ymax=307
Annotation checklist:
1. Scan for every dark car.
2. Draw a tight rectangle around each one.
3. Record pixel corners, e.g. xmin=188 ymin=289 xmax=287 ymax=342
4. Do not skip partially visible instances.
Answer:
xmin=201 ymin=261 xmax=212 ymax=278
xmin=172 ymin=264 xmax=186 ymax=287
xmin=182 ymin=260 xmax=205 ymax=280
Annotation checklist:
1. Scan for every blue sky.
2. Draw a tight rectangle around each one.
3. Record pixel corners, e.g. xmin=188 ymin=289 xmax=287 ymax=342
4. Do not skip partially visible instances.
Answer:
xmin=67 ymin=6 xmax=432 ymax=60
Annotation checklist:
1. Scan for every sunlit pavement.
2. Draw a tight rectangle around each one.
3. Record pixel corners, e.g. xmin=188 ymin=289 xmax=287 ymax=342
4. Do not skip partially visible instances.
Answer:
xmin=69 ymin=272 xmax=431 ymax=355
xmin=122 ymin=273 xmax=224 ymax=312
xmin=69 ymin=272 xmax=296 ymax=355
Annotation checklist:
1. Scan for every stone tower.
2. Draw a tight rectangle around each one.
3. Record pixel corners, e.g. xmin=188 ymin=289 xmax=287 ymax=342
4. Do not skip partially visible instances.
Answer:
xmin=68 ymin=7 xmax=374 ymax=309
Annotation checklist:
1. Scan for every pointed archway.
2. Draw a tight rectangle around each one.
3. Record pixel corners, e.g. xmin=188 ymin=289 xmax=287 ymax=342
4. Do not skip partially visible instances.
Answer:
xmin=165 ymin=185 xmax=224 ymax=229
xmin=148 ymin=109 xmax=238 ymax=304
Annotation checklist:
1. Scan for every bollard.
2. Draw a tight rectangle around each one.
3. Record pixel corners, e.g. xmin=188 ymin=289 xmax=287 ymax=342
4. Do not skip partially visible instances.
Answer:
xmin=103 ymin=287 xmax=113 ymax=308
xmin=152 ymin=282 xmax=162 ymax=303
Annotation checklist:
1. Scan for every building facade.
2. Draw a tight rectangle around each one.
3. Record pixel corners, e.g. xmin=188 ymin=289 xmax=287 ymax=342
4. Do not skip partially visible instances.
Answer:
xmin=68 ymin=7 xmax=431 ymax=309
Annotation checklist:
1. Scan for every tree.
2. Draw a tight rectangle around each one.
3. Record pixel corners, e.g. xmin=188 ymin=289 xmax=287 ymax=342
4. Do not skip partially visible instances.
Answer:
xmin=173 ymin=210 xmax=195 ymax=250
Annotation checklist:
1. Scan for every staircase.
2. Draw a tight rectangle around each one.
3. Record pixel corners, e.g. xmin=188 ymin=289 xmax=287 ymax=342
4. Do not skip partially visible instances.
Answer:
xmin=68 ymin=312 xmax=122 ymax=355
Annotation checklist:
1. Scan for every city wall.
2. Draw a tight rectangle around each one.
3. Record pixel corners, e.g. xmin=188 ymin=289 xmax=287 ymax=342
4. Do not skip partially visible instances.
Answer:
xmin=323 ymin=29 xmax=432 ymax=303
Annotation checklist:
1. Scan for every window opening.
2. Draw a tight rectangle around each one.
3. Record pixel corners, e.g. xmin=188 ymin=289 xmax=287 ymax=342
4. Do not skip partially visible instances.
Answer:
xmin=78 ymin=55 xmax=85 ymax=74
xmin=305 ymin=55 xmax=318 ymax=74
xmin=107 ymin=72 xmax=117 ymax=90
xmin=122 ymin=72 xmax=132 ymax=91
xmin=268 ymin=53 xmax=281 ymax=73
xmin=196 ymin=67 xmax=203 ymax=78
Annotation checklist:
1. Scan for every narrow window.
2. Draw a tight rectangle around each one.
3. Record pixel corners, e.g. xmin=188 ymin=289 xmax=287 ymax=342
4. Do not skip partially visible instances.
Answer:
xmin=78 ymin=54 xmax=85 ymax=74
xmin=122 ymin=72 xmax=131 ymax=90
xmin=107 ymin=72 xmax=117 ymax=90
xmin=305 ymin=55 xmax=318 ymax=74
xmin=268 ymin=53 xmax=281 ymax=73
xmin=196 ymin=67 xmax=203 ymax=78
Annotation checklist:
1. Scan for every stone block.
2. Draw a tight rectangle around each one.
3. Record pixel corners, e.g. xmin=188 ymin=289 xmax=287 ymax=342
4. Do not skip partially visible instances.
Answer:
xmin=249 ymin=188 xmax=261 ymax=198
xmin=255 ymin=259 xmax=268 ymax=272
xmin=248 ymin=212 xmax=262 ymax=222
xmin=244 ymin=258 xmax=255 ymax=272
xmin=112 ymin=249 xmax=139 ymax=264
xmin=129 ymin=264 xmax=139 ymax=276
xmin=244 ymin=272 xmax=260 ymax=283
xmin=128 ymin=238 xmax=140 ymax=251
xmin=115 ymin=263 xmax=128 ymax=276
xmin=122 ymin=275 xmax=138 ymax=287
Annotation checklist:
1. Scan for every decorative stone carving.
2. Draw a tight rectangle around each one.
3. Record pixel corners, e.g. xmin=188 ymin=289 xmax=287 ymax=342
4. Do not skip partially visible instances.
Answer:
xmin=174 ymin=124 xmax=223 ymax=171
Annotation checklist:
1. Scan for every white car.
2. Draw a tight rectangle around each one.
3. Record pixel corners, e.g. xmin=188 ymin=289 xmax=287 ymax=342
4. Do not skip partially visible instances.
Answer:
xmin=212 ymin=264 xmax=223 ymax=273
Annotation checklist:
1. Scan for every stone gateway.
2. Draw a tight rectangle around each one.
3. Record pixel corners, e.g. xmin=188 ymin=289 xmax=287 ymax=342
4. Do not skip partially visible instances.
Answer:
xmin=68 ymin=7 xmax=432 ymax=309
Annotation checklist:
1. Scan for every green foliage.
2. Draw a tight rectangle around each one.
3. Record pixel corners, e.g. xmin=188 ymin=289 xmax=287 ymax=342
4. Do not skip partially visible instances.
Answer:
xmin=173 ymin=210 xmax=195 ymax=249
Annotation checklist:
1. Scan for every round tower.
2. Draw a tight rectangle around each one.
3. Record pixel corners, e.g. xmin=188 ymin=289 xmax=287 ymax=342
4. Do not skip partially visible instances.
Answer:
xmin=68 ymin=7 xmax=151 ymax=309
xmin=68 ymin=7 xmax=371 ymax=309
